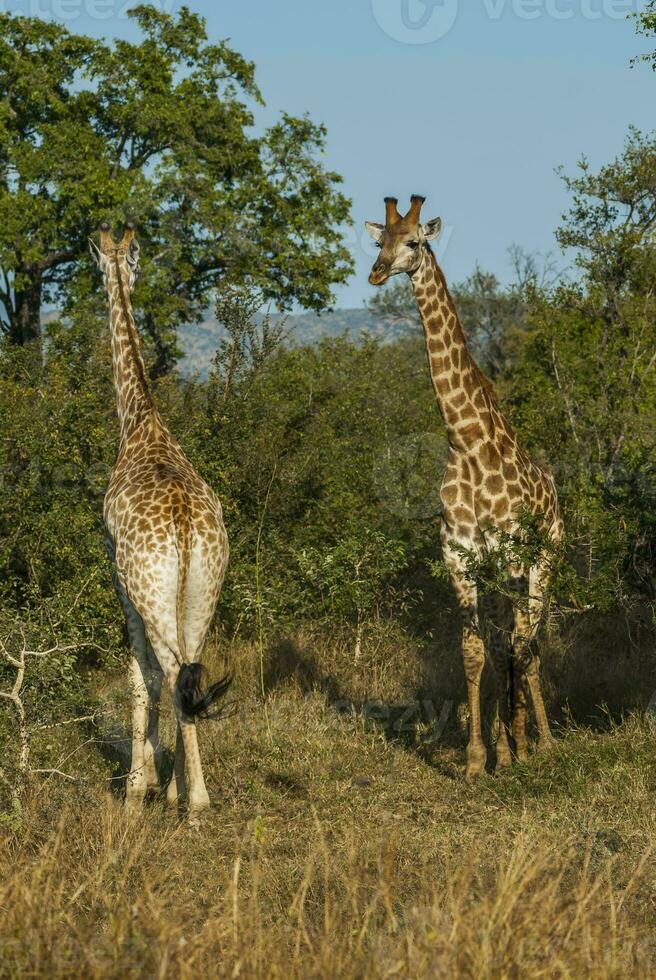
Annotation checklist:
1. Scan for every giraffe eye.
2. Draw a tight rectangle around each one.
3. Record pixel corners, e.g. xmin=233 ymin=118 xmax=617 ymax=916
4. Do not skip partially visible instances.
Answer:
xmin=375 ymin=241 xmax=382 ymax=249
xmin=406 ymin=240 xmax=419 ymax=249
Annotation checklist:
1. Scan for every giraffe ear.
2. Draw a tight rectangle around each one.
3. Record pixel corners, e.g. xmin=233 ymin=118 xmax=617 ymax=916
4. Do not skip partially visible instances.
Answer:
xmin=364 ymin=221 xmax=385 ymax=242
xmin=422 ymin=217 xmax=442 ymax=241
xmin=88 ymin=237 xmax=102 ymax=266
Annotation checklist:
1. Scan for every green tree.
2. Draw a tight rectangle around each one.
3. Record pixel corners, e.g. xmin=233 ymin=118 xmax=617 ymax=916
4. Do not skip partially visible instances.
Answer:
xmin=296 ymin=531 xmax=409 ymax=659
xmin=0 ymin=6 xmax=352 ymax=365
xmin=634 ymin=1 xmax=656 ymax=70
xmin=508 ymin=132 xmax=656 ymax=605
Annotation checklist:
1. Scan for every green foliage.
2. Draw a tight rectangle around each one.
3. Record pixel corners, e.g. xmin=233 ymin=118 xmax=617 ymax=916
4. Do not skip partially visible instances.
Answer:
xmin=185 ymin=329 xmax=443 ymax=634
xmin=508 ymin=131 xmax=656 ymax=607
xmin=634 ymin=1 xmax=656 ymax=70
xmin=0 ymin=6 xmax=352 ymax=360
xmin=556 ymin=127 xmax=656 ymax=297
xmin=295 ymin=530 xmax=410 ymax=628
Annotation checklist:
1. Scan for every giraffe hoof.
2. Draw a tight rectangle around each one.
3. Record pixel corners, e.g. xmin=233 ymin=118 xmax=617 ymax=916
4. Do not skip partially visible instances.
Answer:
xmin=514 ymin=744 xmax=529 ymax=763
xmin=124 ymin=793 xmax=145 ymax=814
xmin=465 ymin=746 xmax=487 ymax=779
xmin=495 ymin=753 xmax=512 ymax=772
xmin=188 ymin=790 xmax=211 ymax=815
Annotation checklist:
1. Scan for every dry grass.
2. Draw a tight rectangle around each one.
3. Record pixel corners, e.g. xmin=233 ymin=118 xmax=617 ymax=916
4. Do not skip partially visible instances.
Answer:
xmin=1 ymin=626 xmax=655 ymax=978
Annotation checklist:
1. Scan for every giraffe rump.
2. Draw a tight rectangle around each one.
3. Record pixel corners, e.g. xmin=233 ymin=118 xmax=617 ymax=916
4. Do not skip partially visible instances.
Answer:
xmin=172 ymin=488 xmax=232 ymax=719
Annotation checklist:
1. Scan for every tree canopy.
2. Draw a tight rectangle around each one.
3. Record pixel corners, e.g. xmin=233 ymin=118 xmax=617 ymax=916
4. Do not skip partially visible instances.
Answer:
xmin=0 ymin=6 xmax=352 ymax=365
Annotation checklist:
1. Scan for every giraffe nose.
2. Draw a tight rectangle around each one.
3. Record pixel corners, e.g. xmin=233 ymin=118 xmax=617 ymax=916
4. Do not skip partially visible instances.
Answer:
xmin=369 ymin=263 xmax=389 ymax=286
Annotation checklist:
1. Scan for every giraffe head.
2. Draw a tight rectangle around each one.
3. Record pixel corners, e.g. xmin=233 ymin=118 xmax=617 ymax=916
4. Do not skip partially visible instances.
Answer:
xmin=89 ymin=223 xmax=140 ymax=294
xmin=365 ymin=195 xmax=442 ymax=286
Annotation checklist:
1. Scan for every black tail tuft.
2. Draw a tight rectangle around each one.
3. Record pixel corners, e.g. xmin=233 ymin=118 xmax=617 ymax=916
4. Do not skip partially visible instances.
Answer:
xmin=177 ymin=663 xmax=232 ymax=719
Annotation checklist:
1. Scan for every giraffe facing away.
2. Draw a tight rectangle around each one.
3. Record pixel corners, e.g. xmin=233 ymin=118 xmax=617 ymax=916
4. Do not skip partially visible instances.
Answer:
xmin=366 ymin=195 xmax=564 ymax=777
xmin=90 ymin=223 xmax=230 ymax=814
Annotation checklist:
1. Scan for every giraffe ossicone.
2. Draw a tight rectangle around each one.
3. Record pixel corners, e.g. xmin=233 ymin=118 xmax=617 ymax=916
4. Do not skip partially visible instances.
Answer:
xmin=90 ymin=223 xmax=231 ymax=816
xmin=366 ymin=195 xmax=563 ymax=777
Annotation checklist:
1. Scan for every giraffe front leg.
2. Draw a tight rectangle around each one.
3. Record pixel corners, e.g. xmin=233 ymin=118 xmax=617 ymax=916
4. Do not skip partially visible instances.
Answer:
xmin=462 ymin=618 xmax=487 ymax=778
xmin=510 ymin=594 xmax=532 ymax=762
xmin=443 ymin=531 xmax=487 ymax=778
xmin=524 ymin=654 xmax=554 ymax=751
xmin=526 ymin=559 xmax=554 ymax=751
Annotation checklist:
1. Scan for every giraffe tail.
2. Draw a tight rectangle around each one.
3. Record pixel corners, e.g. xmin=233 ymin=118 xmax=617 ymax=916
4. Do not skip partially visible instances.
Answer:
xmin=177 ymin=663 xmax=232 ymax=720
xmin=172 ymin=492 xmax=231 ymax=719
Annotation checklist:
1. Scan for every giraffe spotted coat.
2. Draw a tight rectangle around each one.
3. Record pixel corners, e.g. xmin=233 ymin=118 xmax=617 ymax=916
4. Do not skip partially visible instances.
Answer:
xmin=91 ymin=224 xmax=229 ymax=815
xmin=367 ymin=195 xmax=563 ymax=777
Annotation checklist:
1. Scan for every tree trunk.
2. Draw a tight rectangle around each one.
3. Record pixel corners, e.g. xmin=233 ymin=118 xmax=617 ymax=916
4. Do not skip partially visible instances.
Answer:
xmin=8 ymin=269 xmax=43 ymax=351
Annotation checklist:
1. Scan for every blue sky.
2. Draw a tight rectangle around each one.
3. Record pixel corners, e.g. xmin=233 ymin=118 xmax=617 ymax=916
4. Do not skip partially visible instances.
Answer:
xmin=40 ymin=0 xmax=655 ymax=308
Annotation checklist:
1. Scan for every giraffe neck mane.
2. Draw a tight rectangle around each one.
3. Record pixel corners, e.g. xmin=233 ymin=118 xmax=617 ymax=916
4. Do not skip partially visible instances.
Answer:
xmin=107 ymin=256 xmax=154 ymax=436
xmin=410 ymin=246 xmax=507 ymax=450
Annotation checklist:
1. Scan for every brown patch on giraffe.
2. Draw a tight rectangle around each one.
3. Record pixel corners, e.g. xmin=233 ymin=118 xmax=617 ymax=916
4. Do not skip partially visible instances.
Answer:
xmin=467 ymin=456 xmax=482 ymax=483
xmin=462 ymin=371 xmax=476 ymax=398
xmin=480 ymin=443 xmax=501 ymax=470
xmin=498 ymin=433 xmax=514 ymax=459
xmin=493 ymin=497 xmax=510 ymax=518
xmin=460 ymin=423 xmax=485 ymax=443
xmin=485 ymin=474 xmax=504 ymax=495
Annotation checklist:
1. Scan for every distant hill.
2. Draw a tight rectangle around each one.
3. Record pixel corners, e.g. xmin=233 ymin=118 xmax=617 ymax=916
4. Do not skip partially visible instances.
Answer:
xmin=177 ymin=308 xmax=416 ymax=378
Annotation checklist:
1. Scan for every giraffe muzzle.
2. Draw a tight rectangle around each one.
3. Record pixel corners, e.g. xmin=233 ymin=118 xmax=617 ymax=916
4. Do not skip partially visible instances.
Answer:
xmin=369 ymin=263 xmax=390 ymax=286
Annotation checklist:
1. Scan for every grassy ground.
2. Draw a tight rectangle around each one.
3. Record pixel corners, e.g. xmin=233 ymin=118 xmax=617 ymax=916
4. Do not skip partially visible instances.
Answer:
xmin=1 ymin=623 xmax=655 ymax=978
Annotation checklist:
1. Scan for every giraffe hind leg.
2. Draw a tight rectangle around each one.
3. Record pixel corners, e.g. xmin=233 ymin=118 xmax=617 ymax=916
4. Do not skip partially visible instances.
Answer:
xmin=125 ymin=643 xmax=150 ymax=810
xmin=526 ymin=559 xmax=554 ymax=749
xmin=510 ymin=564 xmax=553 ymax=760
xmin=147 ymin=632 xmax=211 ymax=816
xmin=487 ymin=598 xmax=513 ymax=771
xmin=166 ymin=723 xmax=186 ymax=810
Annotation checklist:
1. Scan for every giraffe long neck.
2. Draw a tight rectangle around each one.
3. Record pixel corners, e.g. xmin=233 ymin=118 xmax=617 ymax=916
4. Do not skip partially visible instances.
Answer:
xmin=410 ymin=248 xmax=491 ymax=452
xmin=106 ymin=257 xmax=154 ymax=438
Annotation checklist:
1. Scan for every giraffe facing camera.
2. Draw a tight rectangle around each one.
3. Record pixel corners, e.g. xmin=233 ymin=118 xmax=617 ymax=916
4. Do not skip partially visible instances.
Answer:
xmin=366 ymin=195 xmax=563 ymax=777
